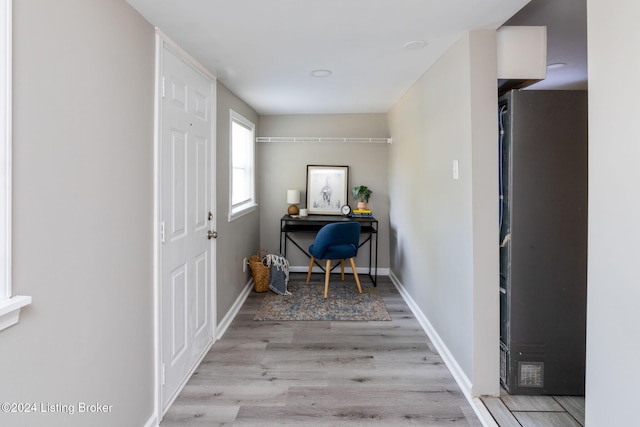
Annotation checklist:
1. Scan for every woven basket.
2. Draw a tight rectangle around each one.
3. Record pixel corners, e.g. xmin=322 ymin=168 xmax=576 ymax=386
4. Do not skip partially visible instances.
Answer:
xmin=249 ymin=249 xmax=270 ymax=292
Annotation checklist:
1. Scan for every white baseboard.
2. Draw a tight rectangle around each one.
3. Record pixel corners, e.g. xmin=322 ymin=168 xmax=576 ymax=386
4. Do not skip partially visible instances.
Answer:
xmin=144 ymin=414 xmax=159 ymax=427
xmin=215 ymin=278 xmax=253 ymax=340
xmin=289 ymin=265 xmax=389 ymax=276
xmin=388 ymin=270 xmax=496 ymax=427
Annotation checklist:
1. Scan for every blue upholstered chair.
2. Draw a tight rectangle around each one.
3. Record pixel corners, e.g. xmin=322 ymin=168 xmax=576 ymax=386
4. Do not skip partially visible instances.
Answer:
xmin=305 ymin=222 xmax=363 ymax=298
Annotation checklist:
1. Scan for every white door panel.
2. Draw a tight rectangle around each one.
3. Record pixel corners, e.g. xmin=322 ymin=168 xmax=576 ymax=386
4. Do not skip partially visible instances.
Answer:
xmin=170 ymin=130 xmax=187 ymax=239
xmin=194 ymin=253 xmax=208 ymax=334
xmin=170 ymin=264 xmax=188 ymax=364
xmin=160 ymin=46 xmax=215 ymax=410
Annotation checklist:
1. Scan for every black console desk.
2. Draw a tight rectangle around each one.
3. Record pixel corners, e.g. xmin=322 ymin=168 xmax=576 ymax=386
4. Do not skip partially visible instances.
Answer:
xmin=279 ymin=214 xmax=378 ymax=286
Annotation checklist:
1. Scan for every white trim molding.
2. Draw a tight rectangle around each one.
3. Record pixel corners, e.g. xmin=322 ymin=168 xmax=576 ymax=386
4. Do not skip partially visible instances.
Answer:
xmin=0 ymin=295 xmax=32 ymax=331
xmin=0 ymin=0 xmax=32 ymax=332
xmin=0 ymin=0 xmax=10 ymax=301
xmin=153 ymin=29 xmax=218 ymax=424
xmin=229 ymin=109 xmax=257 ymax=222
xmin=388 ymin=270 xmax=496 ymax=427
xmin=216 ymin=278 xmax=253 ymax=340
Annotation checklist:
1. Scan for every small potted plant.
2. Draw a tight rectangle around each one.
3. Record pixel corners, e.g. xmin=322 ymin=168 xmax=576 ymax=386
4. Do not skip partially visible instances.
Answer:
xmin=352 ymin=185 xmax=372 ymax=210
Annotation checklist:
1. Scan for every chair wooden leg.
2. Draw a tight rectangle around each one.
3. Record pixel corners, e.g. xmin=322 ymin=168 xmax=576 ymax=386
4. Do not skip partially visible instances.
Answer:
xmin=306 ymin=256 xmax=315 ymax=284
xmin=349 ymin=258 xmax=363 ymax=294
xmin=340 ymin=259 xmax=345 ymax=281
xmin=324 ymin=259 xmax=331 ymax=298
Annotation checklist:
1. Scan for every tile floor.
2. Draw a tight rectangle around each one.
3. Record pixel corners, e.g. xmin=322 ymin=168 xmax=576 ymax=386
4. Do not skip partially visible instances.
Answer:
xmin=481 ymin=390 xmax=585 ymax=426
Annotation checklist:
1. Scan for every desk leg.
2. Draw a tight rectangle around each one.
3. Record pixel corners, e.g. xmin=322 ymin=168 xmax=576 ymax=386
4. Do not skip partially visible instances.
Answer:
xmin=374 ymin=232 xmax=378 ymax=286
xmin=368 ymin=230 xmax=373 ymax=285
xmin=283 ymin=232 xmax=286 ymax=257
xmin=367 ymin=229 xmax=378 ymax=287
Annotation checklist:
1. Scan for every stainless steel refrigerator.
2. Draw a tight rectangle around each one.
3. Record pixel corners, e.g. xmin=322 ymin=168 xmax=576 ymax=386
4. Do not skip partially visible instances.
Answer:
xmin=499 ymin=90 xmax=588 ymax=395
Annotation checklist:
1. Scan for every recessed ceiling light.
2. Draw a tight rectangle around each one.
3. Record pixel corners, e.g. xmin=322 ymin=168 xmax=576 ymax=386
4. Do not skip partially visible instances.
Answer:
xmin=403 ymin=40 xmax=427 ymax=50
xmin=547 ymin=63 xmax=567 ymax=70
xmin=311 ymin=69 xmax=332 ymax=78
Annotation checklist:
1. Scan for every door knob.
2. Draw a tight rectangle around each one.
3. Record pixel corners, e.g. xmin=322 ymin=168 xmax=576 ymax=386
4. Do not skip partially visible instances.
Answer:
xmin=207 ymin=230 xmax=218 ymax=240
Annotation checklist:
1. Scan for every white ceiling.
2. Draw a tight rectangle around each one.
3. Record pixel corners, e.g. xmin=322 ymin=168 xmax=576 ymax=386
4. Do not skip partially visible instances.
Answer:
xmin=126 ymin=0 xmax=587 ymax=115
xmin=505 ymin=0 xmax=587 ymax=91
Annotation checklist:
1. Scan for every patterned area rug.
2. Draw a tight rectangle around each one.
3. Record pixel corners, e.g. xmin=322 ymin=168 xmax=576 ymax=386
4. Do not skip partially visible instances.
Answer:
xmin=254 ymin=280 xmax=391 ymax=321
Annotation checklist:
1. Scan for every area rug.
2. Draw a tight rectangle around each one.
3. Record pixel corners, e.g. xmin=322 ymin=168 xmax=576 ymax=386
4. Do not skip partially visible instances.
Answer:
xmin=254 ymin=281 xmax=391 ymax=321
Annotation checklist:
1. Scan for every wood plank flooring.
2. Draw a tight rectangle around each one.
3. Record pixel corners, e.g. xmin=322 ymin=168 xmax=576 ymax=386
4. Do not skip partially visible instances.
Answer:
xmin=161 ymin=274 xmax=482 ymax=426
xmin=161 ymin=273 xmax=586 ymax=426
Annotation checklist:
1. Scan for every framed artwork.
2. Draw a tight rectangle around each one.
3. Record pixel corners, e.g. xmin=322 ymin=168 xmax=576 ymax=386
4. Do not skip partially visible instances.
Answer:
xmin=306 ymin=165 xmax=349 ymax=215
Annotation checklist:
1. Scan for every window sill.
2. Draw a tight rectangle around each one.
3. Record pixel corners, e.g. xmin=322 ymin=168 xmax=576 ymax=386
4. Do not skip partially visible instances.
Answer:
xmin=229 ymin=203 xmax=258 ymax=222
xmin=0 ymin=296 xmax=32 ymax=332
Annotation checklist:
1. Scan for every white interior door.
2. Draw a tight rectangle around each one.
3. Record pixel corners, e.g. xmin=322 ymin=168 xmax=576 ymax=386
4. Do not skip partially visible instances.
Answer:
xmin=160 ymin=45 xmax=215 ymax=410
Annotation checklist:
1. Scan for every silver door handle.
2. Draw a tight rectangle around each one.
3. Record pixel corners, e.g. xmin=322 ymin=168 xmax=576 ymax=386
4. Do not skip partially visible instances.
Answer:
xmin=208 ymin=230 xmax=218 ymax=240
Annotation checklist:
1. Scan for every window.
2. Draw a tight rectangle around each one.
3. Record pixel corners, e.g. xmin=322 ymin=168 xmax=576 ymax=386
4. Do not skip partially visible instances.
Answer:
xmin=229 ymin=110 xmax=256 ymax=221
xmin=0 ymin=0 xmax=31 ymax=331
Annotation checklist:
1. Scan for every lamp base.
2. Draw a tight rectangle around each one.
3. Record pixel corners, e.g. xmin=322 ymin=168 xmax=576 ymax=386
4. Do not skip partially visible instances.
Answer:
xmin=287 ymin=205 xmax=299 ymax=215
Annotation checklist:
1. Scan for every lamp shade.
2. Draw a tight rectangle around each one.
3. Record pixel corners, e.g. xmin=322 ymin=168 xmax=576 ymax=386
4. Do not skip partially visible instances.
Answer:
xmin=287 ymin=189 xmax=300 ymax=204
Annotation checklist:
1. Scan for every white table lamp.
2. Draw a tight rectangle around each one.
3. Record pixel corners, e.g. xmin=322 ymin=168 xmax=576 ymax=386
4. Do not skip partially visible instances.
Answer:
xmin=287 ymin=189 xmax=300 ymax=215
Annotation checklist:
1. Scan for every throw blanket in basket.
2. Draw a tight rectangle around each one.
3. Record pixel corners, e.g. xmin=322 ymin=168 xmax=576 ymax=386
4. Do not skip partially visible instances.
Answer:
xmin=263 ymin=254 xmax=290 ymax=295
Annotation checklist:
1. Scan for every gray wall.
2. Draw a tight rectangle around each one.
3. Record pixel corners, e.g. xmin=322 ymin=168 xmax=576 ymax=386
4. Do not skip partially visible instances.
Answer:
xmin=257 ymin=114 xmax=390 ymax=271
xmin=215 ymin=82 xmax=260 ymax=321
xmin=585 ymin=1 xmax=640 ymax=424
xmin=8 ymin=1 xmax=637 ymax=423
xmin=1 ymin=0 xmax=155 ymax=426
xmin=387 ymin=31 xmax=499 ymax=396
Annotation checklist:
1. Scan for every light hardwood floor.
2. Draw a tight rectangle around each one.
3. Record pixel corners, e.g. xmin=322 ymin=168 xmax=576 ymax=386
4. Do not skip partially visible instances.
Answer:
xmin=161 ymin=273 xmax=585 ymax=426
xmin=161 ymin=274 xmax=483 ymax=426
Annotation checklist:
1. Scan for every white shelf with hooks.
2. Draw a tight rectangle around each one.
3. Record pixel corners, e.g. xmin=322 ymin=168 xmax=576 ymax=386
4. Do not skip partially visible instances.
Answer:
xmin=256 ymin=136 xmax=391 ymax=144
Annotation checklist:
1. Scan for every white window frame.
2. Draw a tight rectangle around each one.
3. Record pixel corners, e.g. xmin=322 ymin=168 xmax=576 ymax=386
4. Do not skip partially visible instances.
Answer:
xmin=0 ymin=0 xmax=31 ymax=332
xmin=228 ymin=109 xmax=257 ymax=221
